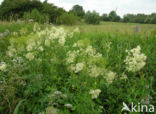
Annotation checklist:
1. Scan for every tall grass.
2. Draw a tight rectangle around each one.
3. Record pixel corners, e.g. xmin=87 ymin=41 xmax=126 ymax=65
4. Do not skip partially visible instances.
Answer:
xmin=0 ymin=22 xmax=155 ymax=114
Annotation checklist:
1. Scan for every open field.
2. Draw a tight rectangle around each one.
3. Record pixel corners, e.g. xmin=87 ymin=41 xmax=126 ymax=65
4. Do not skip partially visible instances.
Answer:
xmin=0 ymin=22 xmax=156 ymax=113
xmin=65 ymin=22 xmax=156 ymax=35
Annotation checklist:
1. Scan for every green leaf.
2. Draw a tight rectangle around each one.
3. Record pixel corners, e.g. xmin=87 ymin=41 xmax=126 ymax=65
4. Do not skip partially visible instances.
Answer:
xmin=13 ymin=99 xmax=26 ymax=114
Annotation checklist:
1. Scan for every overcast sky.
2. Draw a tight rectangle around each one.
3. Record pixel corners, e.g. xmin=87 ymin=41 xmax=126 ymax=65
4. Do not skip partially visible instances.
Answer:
xmin=41 ymin=0 xmax=156 ymax=17
xmin=0 ymin=0 xmax=156 ymax=17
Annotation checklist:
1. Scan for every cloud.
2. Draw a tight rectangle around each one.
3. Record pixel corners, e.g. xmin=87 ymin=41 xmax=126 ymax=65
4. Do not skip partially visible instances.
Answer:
xmin=45 ymin=0 xmax=156 ymax=17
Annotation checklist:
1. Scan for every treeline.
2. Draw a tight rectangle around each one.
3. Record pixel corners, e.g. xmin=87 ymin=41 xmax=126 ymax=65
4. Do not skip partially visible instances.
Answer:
xmin=122 ymin=13 xmax=156 ymax=24
xmin=0 ymin=0 xmax=156 ymax=25
xmin=0 ymin=0 xmax=66 ymax=23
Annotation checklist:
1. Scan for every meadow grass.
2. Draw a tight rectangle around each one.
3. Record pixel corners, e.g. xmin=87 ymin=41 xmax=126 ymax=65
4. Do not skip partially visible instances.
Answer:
xmin=0 ymin=22 xmax=155 ymax=114
xmin=63 ymin=22 xmax=156 ymax=35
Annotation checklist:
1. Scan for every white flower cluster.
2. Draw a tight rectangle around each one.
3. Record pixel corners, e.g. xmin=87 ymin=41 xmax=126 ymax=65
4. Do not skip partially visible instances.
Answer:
xmin=124 ymin=45 xmax=147 ymax=72
xmin=25 ymin=52 xmax=35 ymax=61
xmin=105 ymin=71 xmax=116 ymax=84
xmin=24 ymin=26 xmax=79 ymax=61
xmin=6 ymin=25 xmax=79 ymax=64
xmin=66 ymin=51 xmax=78 ymax=64
xmin=0 ymin=62 xmax=7 ymax=71
xmin=120 ymin=73 xmax=128 ymax=80
xmin=12 ymin=57 xmax=24 ymax=64
xmin=39 ymin=27 xmax=67 ymax=46
xmin=0 ymin=29 xmax=10 ymax=38
xmin=89 ymin=89 xmax=101 ymax=99
xmin=7 ymin=42 xmax=17 ymax=57
xmin=37 ymin=26 xmax=80 ymax=47
xmin=75 ymin=62 xmax=85 ymax=73
xmin=88 ymin=65 xmax=104 ymax=78
xmin=64 ymin=104 xmax=73 ymax=108
xmin=66 ymin=42 xmax=104 ymax=77
xmin=48 ymin=90 xmax=67 ymax=99
xmin=68 ymin=27 xmax=80 ymax=38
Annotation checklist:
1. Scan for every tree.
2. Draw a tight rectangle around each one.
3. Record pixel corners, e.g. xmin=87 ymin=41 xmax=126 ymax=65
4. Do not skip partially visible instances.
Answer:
xmin=70 ymin=5 xmax=85 ymax=18
xmin=108 ymin=11 xmax=120 ymax=22
xmin=41 ymin=2 xmax=65 ymax=23
xmin=23 ymin=9 xmax=49 ymax=23
xmin=150 ymin=13 xmax=156 ymax=24
xmin=85 ymin=11 xmax=100 ymax=24
xmin=0 ymin=0 xmax=42 ymax=20
xmin=135 ymin=14 xmax=147 ymax=23
xmin=101 ymin=13 xmax=109 ymax=21
xmin=0 ymin=0 xmax=66 ymax=23
xmin=56 ymin=13 xmax=79 ymax=25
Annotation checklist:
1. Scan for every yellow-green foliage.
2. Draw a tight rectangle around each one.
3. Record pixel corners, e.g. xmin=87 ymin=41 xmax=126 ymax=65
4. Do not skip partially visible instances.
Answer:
xmin=0 ymin=22 xmax=155 ymax=114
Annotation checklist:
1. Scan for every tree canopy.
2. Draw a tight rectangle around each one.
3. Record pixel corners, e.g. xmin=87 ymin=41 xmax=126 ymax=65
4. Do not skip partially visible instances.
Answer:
xmin=70 ymin=5 xmax=85 ymax=18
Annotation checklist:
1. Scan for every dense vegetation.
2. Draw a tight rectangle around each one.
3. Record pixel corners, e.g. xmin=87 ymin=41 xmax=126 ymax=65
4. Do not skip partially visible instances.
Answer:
xmin=0 ymin=0 xmax=65 ymax=23
xmin=0 ymin=0 xmax=156 ymax=113
xmin=0 ymin=21 xmax=156 ymax=114
xmin=0 ymin=0 xmax=156 ymax=24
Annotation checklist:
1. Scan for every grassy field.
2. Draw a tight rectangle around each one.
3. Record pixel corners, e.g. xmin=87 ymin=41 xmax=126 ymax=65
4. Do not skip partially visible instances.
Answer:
xmin=0 ymin=21 xmax=156 ymax=114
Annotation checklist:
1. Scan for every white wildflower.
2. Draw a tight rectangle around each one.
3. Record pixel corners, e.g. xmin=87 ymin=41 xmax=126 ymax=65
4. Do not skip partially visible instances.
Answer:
xmin=89 ymin=89 xmax=101 ymax=99
xmin=26 ymin=42 xmax=36 ymax=52
xmin=7 ymin=48 xmax=16 ymax=57
xmin=38 ymin=46 xmax=44 ymax=51
xmin=94 ymin=53 xmax=102 ymax=58
xmin=89 ymin=65 xmax=103 ymax=78
xmin=54 ymin=91 xmax=62 ymax=95
xmin=0 ymin=62 xmax=7 ymax=71
xmin=120 ymin=73 xmax=128 ymax=80
xmin=58 ymin=37 xmax=65 ymax=46
xmin=68 ymin=32 xmax=74 ymax=38
xmin=124 ymin=45 xmax=147 ymax=72
xmin=66 ymin=51 xmax=77 ymax=64
xmin=64 ymin=104 xmax=73 ymax=108
xmin=85 ymin=46 xmax=95 ymax=56
xmin=73 ymin=43 xmax=77 ymax=47
xmin=25 ymin=53 xmax=34 ymax=61
xmin=106 ymin=71 xmax=116 ymax=84
xmin=75 ymin=62 xmax=84 ymax=73
xmin=26 ymin=45 xmax=33 ymax=52
xmin=45 ymin=39 xmax=51 ymax=47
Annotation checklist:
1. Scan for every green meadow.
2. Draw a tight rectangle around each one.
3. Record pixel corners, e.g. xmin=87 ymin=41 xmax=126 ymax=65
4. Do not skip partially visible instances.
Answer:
xmin=0 ymin=21 xmax=156 ymax=113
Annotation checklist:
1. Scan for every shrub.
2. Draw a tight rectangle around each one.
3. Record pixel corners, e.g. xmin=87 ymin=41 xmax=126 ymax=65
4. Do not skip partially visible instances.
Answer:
xmin=0 ymin=0 xmax=42 ymax=20
xmin=108 ymin=11 xmax=121 ymax=22
xmin=101 ymin=13 xmax=110 ymax=21
xmin=56 ymin=13 xmax=79 ymax=25
xmin=70 ymin=5 xmax=85 ymax=18
xmin=84 ymin=11 xmax=100 ymax=24
xmin=23 ymin=9 xmax=49 ymax=23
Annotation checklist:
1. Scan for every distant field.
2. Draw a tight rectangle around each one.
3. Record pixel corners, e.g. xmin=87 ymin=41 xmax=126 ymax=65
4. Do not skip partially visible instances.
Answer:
xmin=1 ymin=21 xmax=156 ymax=34
xmin=63 ymin=22 xmax=156 ymax=35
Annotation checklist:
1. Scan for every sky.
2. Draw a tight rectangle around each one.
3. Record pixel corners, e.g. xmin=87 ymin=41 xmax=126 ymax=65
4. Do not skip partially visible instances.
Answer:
xmin=0 ymin=0 xmax=156 ymax=17
xmin=41 ymin=0 xmax=156 ymax=17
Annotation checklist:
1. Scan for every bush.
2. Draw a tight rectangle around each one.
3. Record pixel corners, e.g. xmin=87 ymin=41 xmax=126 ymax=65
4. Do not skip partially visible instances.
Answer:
xmin=0 ymin=0 xmax=42 ymax=21
xmin=0 ymin=0 xmax=64 ymax=23
xmin=23 ymin=9 xmax=49 ymax=23
xmin=84 ymin=11 xmax=100 ymax=24
xmin=70 ymin=5 xmax=85 ymax=18
xmin=108 ymin=11 xmax=121 ymax=22
xmin=56 ymin=13 xmax=79 ymax=25
xmin=101 ymin=13 xmax=110 ymax=21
